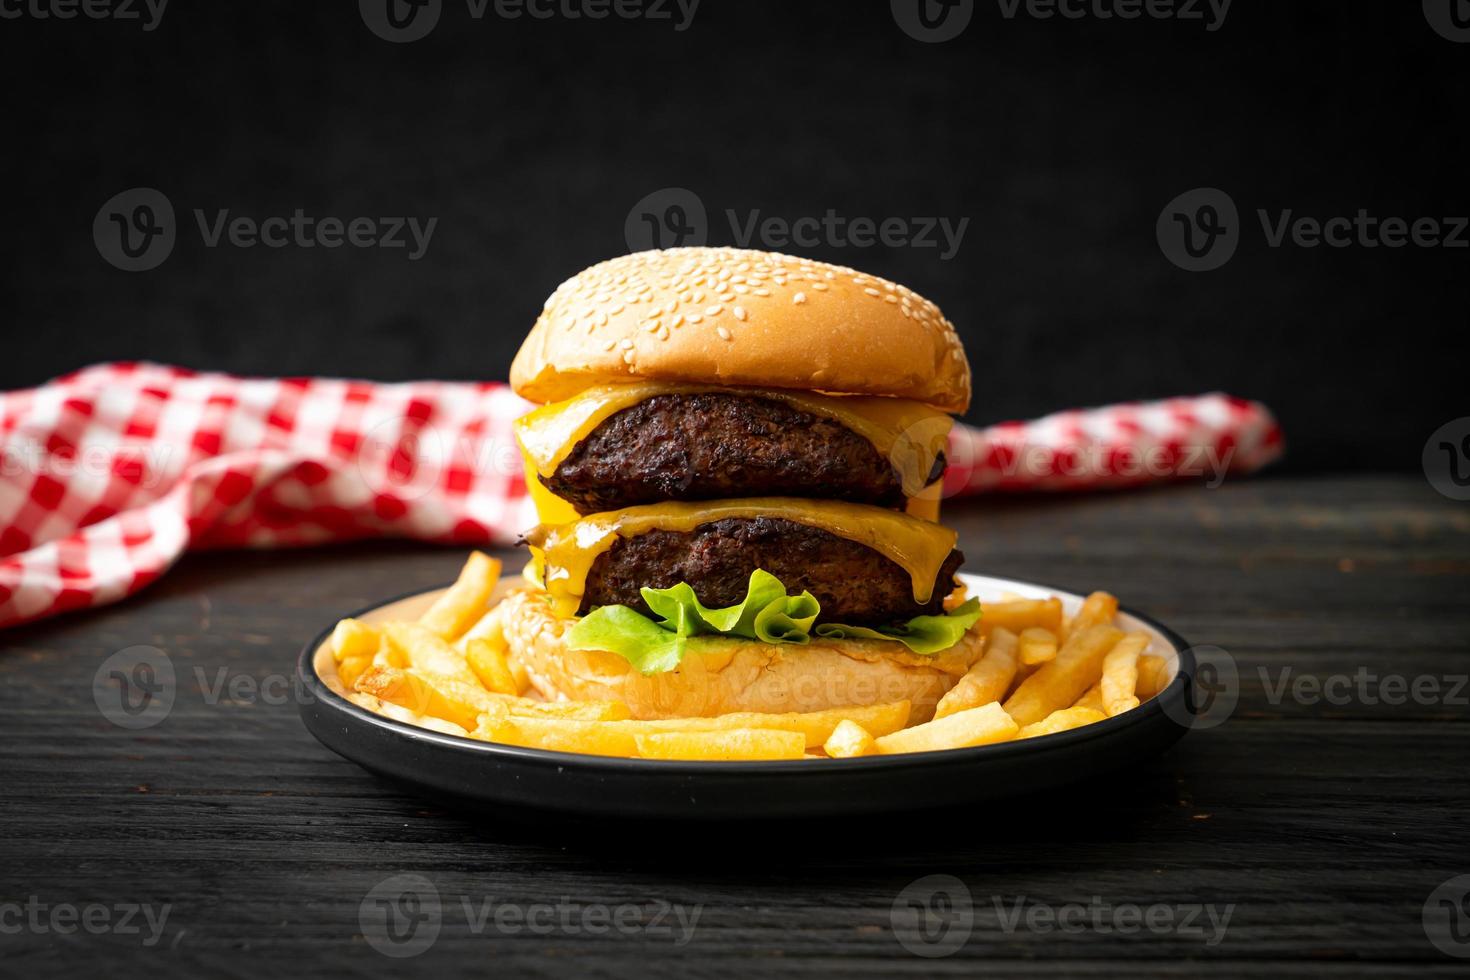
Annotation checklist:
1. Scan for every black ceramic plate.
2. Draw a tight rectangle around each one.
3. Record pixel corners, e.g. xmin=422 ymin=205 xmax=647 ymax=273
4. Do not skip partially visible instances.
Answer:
xmin=298 ymin=572 xmax=1198 ymax=819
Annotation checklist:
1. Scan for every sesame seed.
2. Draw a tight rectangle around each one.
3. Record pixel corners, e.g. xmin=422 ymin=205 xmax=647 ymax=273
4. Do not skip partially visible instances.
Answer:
xmin=733 ymin=306 xmax=747 ymax=321
xmin=864 ymin=287 xmax=881 ymax=297
xmin=619 ymin=338 xmax=633 ymax=350
xmin=716 ymin=326 xmax=732 ymax=341
xmin=793 ymin=292 xmax=807 ymax=304
xmin=705 ymin=305 xmax=722 ymax=316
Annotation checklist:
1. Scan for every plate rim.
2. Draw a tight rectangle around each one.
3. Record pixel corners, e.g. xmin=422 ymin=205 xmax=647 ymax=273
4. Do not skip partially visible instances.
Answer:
xmin=297 ymin=571 xmax=1195 ymax=775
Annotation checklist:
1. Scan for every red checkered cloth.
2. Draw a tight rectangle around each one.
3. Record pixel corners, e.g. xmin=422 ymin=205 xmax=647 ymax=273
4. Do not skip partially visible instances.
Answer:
xmin=0 ymin=363 xmax=1282 ymax=629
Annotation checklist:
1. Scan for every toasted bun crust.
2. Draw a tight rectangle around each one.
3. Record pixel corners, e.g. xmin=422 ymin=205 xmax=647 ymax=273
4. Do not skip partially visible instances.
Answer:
xmin=499 ymin=587 xmax=984 ymax=723
xmin=511 ymin=247 xmax=971 ymax=413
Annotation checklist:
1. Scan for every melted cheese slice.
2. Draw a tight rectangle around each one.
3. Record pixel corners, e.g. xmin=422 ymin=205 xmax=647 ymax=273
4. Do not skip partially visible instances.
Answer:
xmin=513 ymin=382 xmax=953 ymax=512
xmin=526 ymin=498 xmax=959 ymax=618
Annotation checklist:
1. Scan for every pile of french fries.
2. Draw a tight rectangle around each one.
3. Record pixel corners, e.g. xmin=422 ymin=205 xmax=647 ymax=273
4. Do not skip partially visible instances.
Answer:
xmin=328 ymin=553 xmax=1171 ymax=762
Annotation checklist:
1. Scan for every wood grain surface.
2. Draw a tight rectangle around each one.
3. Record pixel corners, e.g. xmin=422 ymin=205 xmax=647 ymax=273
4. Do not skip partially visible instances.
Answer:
xmin=2 ymin=474 xmax=1467 ymax=977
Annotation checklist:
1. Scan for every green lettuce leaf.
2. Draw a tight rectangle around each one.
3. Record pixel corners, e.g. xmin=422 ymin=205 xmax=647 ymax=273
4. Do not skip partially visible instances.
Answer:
xmin=640 ymin=569 xmax=816 ymax=641
xmin=563 ymin=603 xmax=695 ymax=675
xmin=565 ymin=570 xmax=981 ymax=675
xmin=814 ymin=598 xmax=983 ymax=655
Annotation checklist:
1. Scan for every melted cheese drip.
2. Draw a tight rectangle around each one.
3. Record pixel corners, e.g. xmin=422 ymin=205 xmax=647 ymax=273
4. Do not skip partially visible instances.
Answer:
xmin=526 ymin=498 xmax=959 ymax=618
xmin=514 ymin=381 xmax=953 ymax=504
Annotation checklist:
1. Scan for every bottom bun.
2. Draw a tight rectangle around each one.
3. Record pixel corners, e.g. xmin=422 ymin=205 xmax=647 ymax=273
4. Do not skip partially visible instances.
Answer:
xmin=499 ymin=588 xmax=985 ymax=722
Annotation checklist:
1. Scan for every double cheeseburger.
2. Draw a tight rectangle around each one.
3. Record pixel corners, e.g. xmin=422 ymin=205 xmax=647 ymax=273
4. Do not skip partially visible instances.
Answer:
xmin=502 ymin=247 xmax=980 ymax=722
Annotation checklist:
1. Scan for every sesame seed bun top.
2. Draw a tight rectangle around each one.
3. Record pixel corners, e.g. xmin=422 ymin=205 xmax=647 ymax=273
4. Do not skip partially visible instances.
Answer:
xmin=510 ymin=247 xmax=971 ymax=414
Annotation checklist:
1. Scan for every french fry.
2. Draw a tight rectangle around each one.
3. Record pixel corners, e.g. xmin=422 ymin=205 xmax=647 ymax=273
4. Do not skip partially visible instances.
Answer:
xmin=1073 ymin=682 xmax=1105 ymax=713
xmin=357 ymin=664 xmax=628 ymax=725
xmin=372 ymin=636 xmax=406 ymax=670
xmin=1018 ymin=627 xmax=1058 ymax=666
xmin=477 ymin=714 xmax=638 ymax=758
xmin=1100 ymin=633 xmax=1149 ymax=717
xmin=419 ymin=552 xmax=501 ymax=640
xmin=979 ymin=598 xmax=1063 ymax=637
xmin=1018 ymin=706 xmax=1108 ymax=739
xmin=608 ymin=701 xmax=911 ymax=749
xmin=874 ymin=702 xmax=1018 ymax=754
xmin=347 ymin=691 xmax=382 ymax=712
xmin=454 ymin=605 xmax=506 ymax=654
xmin=934 ymin=628 xmax=1018 ymax=719
xmin=355 ymin=665 xmax=484 ymax=731
xmin=331 ymin=618 xmax=379 ymax=661
xmin=823 ymin=720 xmax=875 ymax=758
xmin=506 ymin=656 xmax=532 ymax=695
xmin=465 ymin=638 xmax=518 ymax=695
xmin=635 ymin=729 xmax=807 ymax=761
xmin=1002 ymin=625 xmax=1123 ymax=726
xmin=337 ymin=654 xmax=372 ymax=690
xmin=513 ymin=699 xmax=631 ymax=721
xmin=1071 ymin=591 xmax=1120 ymax=634
xmin=1136 ymin=654 xmax=1169 ymax=700
xmin=382 ymin=621 xmax=481 ymax=688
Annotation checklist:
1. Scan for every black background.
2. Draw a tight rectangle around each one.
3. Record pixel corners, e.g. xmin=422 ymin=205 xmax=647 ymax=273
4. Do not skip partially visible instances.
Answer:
xmin=2 ymin=0 xmax=1466 ymax=471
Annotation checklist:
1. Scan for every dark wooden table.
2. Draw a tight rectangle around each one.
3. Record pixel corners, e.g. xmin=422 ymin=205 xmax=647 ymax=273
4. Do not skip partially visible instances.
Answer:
xmin=4 ymin=474 xmax=1468 ymax=977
